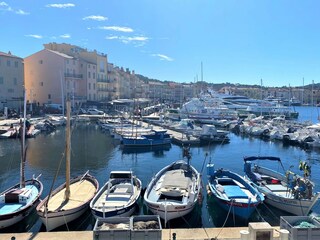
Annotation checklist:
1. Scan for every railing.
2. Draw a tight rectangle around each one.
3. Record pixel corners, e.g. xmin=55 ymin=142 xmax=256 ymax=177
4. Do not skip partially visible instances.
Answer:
xmin=64 ymin=73 xmax=83 ymax=79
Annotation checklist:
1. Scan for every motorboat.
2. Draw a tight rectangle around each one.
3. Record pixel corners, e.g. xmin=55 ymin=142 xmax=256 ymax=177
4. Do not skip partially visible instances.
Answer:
xmin=244 ymin=156 xmax=320 ymax=215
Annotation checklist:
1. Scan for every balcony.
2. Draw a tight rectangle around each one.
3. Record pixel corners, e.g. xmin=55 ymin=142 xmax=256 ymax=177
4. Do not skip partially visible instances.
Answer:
xmin=64 ymin=73 xmax=83 ymax=79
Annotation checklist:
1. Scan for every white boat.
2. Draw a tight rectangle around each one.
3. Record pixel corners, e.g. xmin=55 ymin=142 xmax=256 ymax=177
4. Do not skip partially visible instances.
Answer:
xmin=0 ymin=89 xmax=43 ymax=229
xmin=244 ymin=156 xmax=320 ymax=215
xmin=90 ymin=171 xmax=141 ymax=219
xmin=179 ymin=98 xmax=238 ymax=123
xmin=36 ymin=100 xmax=99 ymax=231
xmin=144 ymin=160 xmax=201 ymax=224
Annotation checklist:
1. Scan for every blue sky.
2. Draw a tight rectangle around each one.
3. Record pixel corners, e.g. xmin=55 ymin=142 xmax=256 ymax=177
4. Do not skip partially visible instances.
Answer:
xmin=1 ymin=1 xmax=319 ymax=87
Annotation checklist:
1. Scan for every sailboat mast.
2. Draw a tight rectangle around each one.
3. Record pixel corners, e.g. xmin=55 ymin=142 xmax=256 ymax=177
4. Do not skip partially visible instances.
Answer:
xmin=20 ymin=88 xmax=27 ymax=188
xmin=65 ymin=100 xmax=71 ymax=200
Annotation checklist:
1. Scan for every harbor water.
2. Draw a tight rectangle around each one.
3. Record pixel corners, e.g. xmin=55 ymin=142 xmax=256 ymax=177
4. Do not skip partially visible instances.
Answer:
xmin=1 ymin=106 xmax=320 ymax=233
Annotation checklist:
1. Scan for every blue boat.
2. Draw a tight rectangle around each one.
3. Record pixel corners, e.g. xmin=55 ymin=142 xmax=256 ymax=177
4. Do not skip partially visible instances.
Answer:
xmin=207 ymin=164 xmax=264 ymax=220
xmin=121 ymin=129 xmax=171 ymax=147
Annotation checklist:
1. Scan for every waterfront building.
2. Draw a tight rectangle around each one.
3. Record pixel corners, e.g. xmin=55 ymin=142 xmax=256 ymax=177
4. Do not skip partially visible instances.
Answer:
xmin=0 ymin=51 xmax=24 ymax=111
xmin=43 ymin=43 xmax=108 ymax=102
xmin=24 ymin=49 xmax=87 ymax=107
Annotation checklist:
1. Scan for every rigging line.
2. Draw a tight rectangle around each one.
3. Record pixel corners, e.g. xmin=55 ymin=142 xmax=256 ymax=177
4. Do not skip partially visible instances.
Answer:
xmin=214 ymin=200 xmax=234 ymax=240
xmin=254 ymin=204 xmax=267 ymax=222
xmin=44 ymin=150 xmax=66 ymax=209
xmin=261 ymin=202 xmax=279 ymax=220
xmin=63 ymin=211 xmax=70 ymax=231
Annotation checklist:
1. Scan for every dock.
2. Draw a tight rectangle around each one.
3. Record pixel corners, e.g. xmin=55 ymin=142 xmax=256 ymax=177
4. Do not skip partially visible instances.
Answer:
xmin=0 ymin=226 xmax=283 ymax=240
xmin=140 ymin=120 xmax=200 ymax=146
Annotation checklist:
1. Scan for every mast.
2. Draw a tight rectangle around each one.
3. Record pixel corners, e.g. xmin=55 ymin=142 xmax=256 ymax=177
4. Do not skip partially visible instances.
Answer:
xmin=20 ymin=88 xmax=27 ymax=188
xmin=64 ymin=99 xmax=71 ymax=201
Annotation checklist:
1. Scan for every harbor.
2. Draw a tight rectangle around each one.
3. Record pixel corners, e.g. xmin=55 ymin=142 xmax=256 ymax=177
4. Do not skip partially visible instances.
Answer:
xmin=0 ymin=106 xmax=320 ymax=239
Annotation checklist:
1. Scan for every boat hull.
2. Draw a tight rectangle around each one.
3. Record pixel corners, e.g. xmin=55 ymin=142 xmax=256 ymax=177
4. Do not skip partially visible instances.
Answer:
xmin=38 ymin=203 xmax=88 ymax=231
xmin=90 ymin=173 xmax=141 ymax=220
xmin=261 ymin=190 xmax=319 ymax=216
xmin=36 ymin=174 xmax=98 ymax=231
xmin=144 ymin=160 xmax=201 ymax=223
xmin=0 ymin=179 xmax=43 ymax=229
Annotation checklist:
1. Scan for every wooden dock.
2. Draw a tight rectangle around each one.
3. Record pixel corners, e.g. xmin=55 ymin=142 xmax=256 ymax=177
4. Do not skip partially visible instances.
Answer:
xmin=140 ymin=120 xmax=200 ymax=146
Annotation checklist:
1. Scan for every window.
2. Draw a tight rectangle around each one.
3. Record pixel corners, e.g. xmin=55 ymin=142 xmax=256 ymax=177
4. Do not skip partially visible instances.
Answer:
xmin=0 ymin=77 xmax=3 ymax=84
xmin=66 ymin=59 xmax=69 ymax=64
xmin=89 ymin=93 xmax=91 ymax=100
xmin=88 ymin=64 xmax=90 ymax=69
xmin=88 ymin=83 xmax=91 ymax=90
xmin=14 ymin=61 xmax=18 ymax=68
xmin=93 ymin=72 xmax=95 ymax=79
xmin=88 ymin=72 xmax=91 ymax=78
xmin=93 ymin=83 xmax=96 ymax=90
xmin=39 ymin=60 xmax=43 ymax=64
xmin=13 ymin=77 xmax=17 ymax=85
xmin=48 ymin=94 xmax=51 ymax=99
xmin=40 ymin=82 xmax=43 ymax=86
xmin=7 ymin=60 xmax=10 ymax=67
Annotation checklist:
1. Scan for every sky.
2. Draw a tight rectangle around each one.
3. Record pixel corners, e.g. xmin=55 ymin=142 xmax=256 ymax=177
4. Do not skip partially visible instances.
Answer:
xmin=1 ymin=0 xmax=320 ymax=87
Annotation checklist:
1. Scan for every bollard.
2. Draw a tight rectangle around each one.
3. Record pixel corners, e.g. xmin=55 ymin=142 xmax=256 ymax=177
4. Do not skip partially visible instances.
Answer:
xmin=279 ymin=229 xmax=289 ymax=240
xmin=172 ymin=232 xmax=176 ymax=240
xmin=239 ymin=230 xmax=249 ymax=240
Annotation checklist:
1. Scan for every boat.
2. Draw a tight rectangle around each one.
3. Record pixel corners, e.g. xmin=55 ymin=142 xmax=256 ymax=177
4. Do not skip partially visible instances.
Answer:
xmin=197 ymin=124 xmax=230 ymax=144
xmin=90 ymin=171 xmax=141 ymax=219
xmin=206 ymin=164 xmax=264 ymax=220
xmin=144 ymin=155 xmax=201 ymax=224
xmin=244 ymin=156 xmax=320 ymax=215
xmin=0 ymin=90 xmax=43 ymax=229
xmin=121 ymin=129 xmax=171 ymax=147
xmin=36 ymin=100 xmax=99 ymax=231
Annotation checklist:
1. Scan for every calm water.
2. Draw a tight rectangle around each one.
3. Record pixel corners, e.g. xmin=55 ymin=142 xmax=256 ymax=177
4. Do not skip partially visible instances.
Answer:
xmin=1 ymin=106 xmax=320 ymax=233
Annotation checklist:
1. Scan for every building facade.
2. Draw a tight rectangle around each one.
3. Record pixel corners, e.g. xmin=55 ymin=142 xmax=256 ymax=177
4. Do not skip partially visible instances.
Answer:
xmin=0 ymin=51 xmax=24 ymax=110
xmin=24 ymin=49 xmax=87 ymax=108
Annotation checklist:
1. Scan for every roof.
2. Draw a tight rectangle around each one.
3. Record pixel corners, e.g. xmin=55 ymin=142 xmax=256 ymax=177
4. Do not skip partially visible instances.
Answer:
xmin=46 ymin=49 xmax=74 ymax=59
xmin=0 ymin=51 xmax=23 ymax=59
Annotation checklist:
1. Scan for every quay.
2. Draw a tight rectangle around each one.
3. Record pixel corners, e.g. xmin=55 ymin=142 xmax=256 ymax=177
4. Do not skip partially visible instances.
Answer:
xmin=0 ymin=226 xmax=283 ymax=240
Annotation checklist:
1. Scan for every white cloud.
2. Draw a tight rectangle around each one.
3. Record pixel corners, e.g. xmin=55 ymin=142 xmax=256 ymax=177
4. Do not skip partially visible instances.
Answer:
xmin=98 ymin=26 xmax=133 ymax=32
xmin=16 ymin=9 xmax=29 ymax=15
xmin=46 ymin=3 xmax=75 ymax=8
xmin=0 ymin=2 xmax=8 ymax=7
xmin=83 ymin=15 xmax=108 ymax=21
xmin=152 ymin=54 xmax=173 ymax=62
xmin=60 ymin=34 xmax=71 ymax=38
xmin=106 ymin=35 xmax=149 ymax=46
xmin=1 ymin=2 xmax=29 ymax=14
xmin=25 ymin=34 xmax=43 ymax=39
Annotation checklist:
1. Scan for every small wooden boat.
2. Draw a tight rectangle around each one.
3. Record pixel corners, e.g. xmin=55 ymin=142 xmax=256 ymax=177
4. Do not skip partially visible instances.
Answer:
xmin=36 ymin=100 xmax=99 ymax=231
xmin=144 ymin=160 xmax=201 ymax=224
xmin=244 ymin=156 xmax=320 ymax=215
xmin=90 ymin=171 xmax=141 ymax=218
xmin=207 ymin=164 xmax=264 ymax=220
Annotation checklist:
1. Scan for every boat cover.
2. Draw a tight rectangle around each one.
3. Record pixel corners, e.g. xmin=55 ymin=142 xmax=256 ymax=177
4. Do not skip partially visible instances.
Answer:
xmin=223 ymin=185 xmax=248 ymax=199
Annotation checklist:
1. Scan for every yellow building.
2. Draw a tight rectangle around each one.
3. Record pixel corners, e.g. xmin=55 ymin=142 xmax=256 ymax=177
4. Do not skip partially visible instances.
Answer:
xmin=24 ymin=49 xmax=89 ymax=107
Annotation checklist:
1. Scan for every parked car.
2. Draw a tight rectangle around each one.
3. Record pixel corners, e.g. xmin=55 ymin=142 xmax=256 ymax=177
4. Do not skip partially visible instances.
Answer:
xmin=87 ymin=108 xmax=104 ymax=115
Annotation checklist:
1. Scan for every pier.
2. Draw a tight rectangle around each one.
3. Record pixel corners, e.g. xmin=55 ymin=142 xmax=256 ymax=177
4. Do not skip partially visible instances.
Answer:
xmin=0 ymin=226 xmax=283 ymax=240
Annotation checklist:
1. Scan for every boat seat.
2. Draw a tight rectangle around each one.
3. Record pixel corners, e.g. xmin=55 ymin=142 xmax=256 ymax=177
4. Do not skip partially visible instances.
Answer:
xmin=223 ymin=185 xmax=248 ymax=199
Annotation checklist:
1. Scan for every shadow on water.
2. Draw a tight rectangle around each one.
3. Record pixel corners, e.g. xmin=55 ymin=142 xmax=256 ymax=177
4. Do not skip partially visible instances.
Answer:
xmin=120 ymin=144 xmax=172 ymax=155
